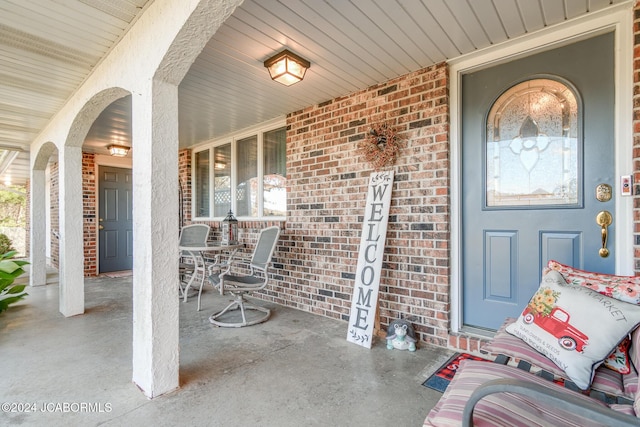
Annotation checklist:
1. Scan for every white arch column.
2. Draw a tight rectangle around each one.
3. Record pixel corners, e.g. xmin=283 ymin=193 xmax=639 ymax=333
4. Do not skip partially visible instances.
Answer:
xmin=58 ymin=145 xmax=85 ymax=316
xmin=131 ymin=79 xmax=180 ymax=398
xmin=29 ymin=169 xmax=47 ymax=287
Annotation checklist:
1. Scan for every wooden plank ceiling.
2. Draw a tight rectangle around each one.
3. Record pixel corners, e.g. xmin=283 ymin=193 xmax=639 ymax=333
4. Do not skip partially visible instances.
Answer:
xmin=0 ymin=0 xmax=628 ymax=186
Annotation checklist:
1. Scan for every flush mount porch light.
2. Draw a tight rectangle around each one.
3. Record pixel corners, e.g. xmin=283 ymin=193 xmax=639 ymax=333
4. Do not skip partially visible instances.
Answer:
xmin=264 ymin=49 xmax=310 ymax=86
xmin=108 ymin=144 xmax=129 ymax=157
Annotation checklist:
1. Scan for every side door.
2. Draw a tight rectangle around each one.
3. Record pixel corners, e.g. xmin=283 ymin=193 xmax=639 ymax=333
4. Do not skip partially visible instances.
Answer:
xmin=98 ymin=165 xmax=133 ymax=273
xmin=461 ymin=32 xmax=615 ymax=331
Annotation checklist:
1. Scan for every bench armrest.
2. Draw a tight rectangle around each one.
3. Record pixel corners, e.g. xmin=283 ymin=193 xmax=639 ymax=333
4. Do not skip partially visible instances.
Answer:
xmin=462 ymin=378 xmax=638 ymax=427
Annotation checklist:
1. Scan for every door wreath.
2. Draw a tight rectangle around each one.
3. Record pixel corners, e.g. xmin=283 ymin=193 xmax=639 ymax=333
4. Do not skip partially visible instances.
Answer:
xmin=357 ymin=122 xmax=403 ymax=171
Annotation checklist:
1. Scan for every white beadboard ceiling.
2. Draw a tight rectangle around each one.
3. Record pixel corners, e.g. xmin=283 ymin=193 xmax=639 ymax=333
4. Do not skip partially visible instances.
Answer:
xmin=0 ymin=0 xmax=628 ymax=186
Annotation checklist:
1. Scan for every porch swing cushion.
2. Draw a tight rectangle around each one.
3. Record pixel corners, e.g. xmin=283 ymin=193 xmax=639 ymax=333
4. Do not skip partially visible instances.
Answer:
xmin=483 ymin=317 xmax=638 ymax=399
xmin=505 ymin=270 xmax=640 ymax=390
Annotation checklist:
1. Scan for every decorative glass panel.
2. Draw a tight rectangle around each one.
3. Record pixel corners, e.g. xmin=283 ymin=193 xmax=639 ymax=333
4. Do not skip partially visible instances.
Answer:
xmin=486 ymin=78 xmax=579 ymax=207
xmin=213 ymin=143 xmax=231 ymax=217
xmin=195 ymin=150 xmax=209 ymax=217
xmin=263 ymin=127 xmax=286 ymax=217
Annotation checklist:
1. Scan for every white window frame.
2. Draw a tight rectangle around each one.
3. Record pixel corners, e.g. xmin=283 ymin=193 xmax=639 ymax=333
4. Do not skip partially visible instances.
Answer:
xmin=191 ymin=117 xmax=286 ymax=221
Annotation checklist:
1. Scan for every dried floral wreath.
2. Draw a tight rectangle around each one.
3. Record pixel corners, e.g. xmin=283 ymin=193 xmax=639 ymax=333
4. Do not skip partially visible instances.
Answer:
xmin=357 ymin=122 xmax=404 ymax=171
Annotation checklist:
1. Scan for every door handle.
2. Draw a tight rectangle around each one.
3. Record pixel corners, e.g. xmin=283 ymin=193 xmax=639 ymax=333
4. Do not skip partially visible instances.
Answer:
xmin=596 ymin=210 xmax=612 ymax=258
xmin=99 ymin=224 xmax=104 ymax=230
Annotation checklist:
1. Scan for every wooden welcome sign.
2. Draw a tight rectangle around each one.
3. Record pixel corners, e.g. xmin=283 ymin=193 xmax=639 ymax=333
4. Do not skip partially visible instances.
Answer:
xmin=347 ymin=170 xmax=394 ymax=348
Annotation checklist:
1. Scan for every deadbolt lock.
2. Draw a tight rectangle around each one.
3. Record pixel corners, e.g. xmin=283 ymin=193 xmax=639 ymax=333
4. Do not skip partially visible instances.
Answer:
xmin=595 ymin=183 xmax=612 ymax=202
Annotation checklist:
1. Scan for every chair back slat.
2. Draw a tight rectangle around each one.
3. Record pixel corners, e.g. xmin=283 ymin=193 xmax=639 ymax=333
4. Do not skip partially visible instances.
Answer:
xmin=180 ymin=224 xmax=210 ymax=246
xmin=250 ymin=226 xmax=280 ymax=270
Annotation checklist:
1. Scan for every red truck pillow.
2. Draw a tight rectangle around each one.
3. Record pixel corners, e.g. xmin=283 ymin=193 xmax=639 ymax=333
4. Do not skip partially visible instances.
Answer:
xmin=506 ymin=270 xmax=640 ymax=390
xmin=546 ymin=260 xmax=640 ymax=374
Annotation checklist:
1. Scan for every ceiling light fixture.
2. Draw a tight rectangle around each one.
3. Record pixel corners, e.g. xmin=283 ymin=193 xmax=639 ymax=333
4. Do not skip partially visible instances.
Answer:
xmin=264 ymin=49 xmax=310 ymax=86
xmin=108 ymin=144 xmax=129 ymax=157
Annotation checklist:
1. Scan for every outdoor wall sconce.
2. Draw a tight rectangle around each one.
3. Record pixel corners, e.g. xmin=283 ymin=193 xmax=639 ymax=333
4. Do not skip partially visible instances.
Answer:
xmin=107 ymin=144 xmax=129 ymax=157
xmin=264 ymin=49 xmax=310 ymax=86
xmin=221 ymin=210 xmax=238 ymax=245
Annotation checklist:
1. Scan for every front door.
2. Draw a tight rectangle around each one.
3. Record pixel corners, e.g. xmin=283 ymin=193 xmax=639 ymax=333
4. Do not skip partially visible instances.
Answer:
xmin=98 ymin=166 xmax=133 ymax=273
xmin=462 ymin=33 xmax=615 ymax=331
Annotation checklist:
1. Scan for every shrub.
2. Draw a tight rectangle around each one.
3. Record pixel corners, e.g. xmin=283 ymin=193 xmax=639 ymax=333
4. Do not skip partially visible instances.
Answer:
xmin=0 ymin=251 xmax=28 ymax=314
xmin=0 ymin=233 xmax=14 ymax=255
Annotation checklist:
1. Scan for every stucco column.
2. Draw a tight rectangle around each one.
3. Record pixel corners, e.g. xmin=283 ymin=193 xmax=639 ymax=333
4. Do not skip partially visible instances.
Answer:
xmin=58 ymin=145 xmax=85 ymax=316
xmin=29 ymin=169 xmax=47 ymax=287
xmin=131 ymin=79 xmax=180 ymax=398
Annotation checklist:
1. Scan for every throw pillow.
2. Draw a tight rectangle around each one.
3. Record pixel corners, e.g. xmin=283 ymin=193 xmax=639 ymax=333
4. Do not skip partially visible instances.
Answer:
xmin=546 ymin=260 xmax=640 ymax=304
xmin=603 ymin=337 xmax=631 ymax=374
xmin=546 ymin=260 xmax=640 ymax=373
xmin=506 ymin=270 xmax=640 ymax=390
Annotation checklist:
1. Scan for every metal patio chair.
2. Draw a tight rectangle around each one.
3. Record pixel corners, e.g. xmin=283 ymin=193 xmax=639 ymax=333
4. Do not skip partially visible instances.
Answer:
xmin=208 ymin=226 xmax=280 ymax=327
xmin=178 ymin=223 xmax=210 ymax=299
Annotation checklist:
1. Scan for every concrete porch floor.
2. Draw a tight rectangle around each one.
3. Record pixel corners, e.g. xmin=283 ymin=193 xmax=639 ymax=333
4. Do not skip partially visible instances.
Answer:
xmin=1 ymin=273 xmax=451 ymax=426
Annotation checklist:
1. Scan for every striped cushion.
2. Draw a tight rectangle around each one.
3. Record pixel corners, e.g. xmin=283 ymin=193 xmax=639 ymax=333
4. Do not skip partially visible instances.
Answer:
xmin=631 ymin=326 xmax=640 ymax=373
xmin=633 ymin=327 xmax=640 ymax=416
xmin=424 ymin=360 xmax=629 ymax=427
xmin=483 ymin=318 xmax=564 ymax=376
xmin=624 ymin=366 xmax=638 ymax=397
xmin=591 ymin=364 xmax=630 ymax=399
xmin=483 ymin=318 xmax=630 ymax=398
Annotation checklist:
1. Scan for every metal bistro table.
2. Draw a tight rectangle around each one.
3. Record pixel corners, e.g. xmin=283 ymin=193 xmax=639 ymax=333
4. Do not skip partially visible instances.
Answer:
xmin=179 ymin=242 xmax=244 ymax=311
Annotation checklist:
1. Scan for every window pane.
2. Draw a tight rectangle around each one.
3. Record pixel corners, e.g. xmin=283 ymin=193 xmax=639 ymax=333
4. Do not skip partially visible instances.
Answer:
xmin=236 ymin=136 xmax=258 ymax=217
xmin=213 ymin=143 xmax=231 ymax=217
xmin=486 ymin=79 xmax=579 ymax=207
xmin=195 ymin=150 xmax=209 ymax=217
xmin=263 ymin=127 xmax=286 ymax=216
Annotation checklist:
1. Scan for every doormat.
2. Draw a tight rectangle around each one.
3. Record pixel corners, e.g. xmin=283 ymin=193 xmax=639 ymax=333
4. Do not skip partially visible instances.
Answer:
xmin=101 ymin=270 xmax=132 ymax=278
xmin=422 ymin=352 xmax=489 ymax=393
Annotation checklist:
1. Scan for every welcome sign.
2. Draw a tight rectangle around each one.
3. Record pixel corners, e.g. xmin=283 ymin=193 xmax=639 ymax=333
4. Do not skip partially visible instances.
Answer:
xmin=347 ymin=170 xmax=394 ymax=348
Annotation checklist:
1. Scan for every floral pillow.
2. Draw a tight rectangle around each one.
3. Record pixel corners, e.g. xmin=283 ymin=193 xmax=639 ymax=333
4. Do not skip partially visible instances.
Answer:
xmin=546 ymin=260 xmax=640 ymax=373
xmin=604 ymin=336 xmax=631 ymax=374
xmin=506 ymin=270 xmax=640 ymax=390
xmin=546 ymin=260 xmax=640 ymax=304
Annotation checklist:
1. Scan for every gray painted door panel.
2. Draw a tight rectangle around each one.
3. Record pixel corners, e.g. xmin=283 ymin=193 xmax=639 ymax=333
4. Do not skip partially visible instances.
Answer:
xmin=99 ymin=166 xmax=133 ymax=272
xmin=462 ymin=33 xmax=615 ymax=330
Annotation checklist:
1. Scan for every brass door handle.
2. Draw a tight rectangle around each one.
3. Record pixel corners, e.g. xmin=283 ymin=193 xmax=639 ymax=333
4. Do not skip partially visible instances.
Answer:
xmin=99 ymin=224 xmax=104 ymax=230
xmin=596 ymin=211 xmax=612 ymax=258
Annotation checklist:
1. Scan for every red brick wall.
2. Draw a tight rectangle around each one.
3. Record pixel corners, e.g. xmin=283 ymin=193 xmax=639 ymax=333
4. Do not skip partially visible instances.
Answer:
xmin=50 ymin=162 xmax=59 ymax=268
xmin=634 ymin=2 xmax=640 ymax=273
xmin=82 ymin=153 xmax=98 ymax=276
xmin=279 ymin=63 xmax=452 ymax=346
xmin=179 ymin=149 xmax=192 ymax=227
xmin=24 ymin=179 xmax=30 ymax=257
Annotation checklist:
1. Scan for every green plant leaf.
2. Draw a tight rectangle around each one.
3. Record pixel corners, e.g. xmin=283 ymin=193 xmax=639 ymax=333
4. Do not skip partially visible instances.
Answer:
xmin=0 ymin=260 xmax=20 ymax=274
xmin=0 ymin=250 xmax=17 ymax=260
xmin=0 ymin=250 xmax=28 ymax=314
xmin=0 ymin=278 xmax=11 ymax=288
xmin=5 ymin=284 xmax=26 ymax=294
xmin=0 ymin=270 xmax=14 ymax=280
xmin=0 ymin=294 xmax=26 ymax=313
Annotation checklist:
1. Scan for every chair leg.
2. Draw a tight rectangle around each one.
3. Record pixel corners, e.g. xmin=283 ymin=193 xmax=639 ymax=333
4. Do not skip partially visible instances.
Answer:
xmin=197 ymin=282 xmax=204 ymax=312
xmin=209 ymin=294 xmax=270 ymax=327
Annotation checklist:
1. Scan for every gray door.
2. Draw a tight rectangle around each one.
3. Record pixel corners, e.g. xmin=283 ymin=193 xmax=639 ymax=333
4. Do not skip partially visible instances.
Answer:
xmin=99 ymin=166 xmax=133 ymax=272
xmin=462 ymin=33 xmax=615 ymax=331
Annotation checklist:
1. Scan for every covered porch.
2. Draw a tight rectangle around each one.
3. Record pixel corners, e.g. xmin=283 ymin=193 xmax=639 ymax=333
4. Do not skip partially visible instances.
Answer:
xmin=1 ymin=273 xmax=450 ymax=426
xmin=1 ymin=2 xmax=639 ymax=422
